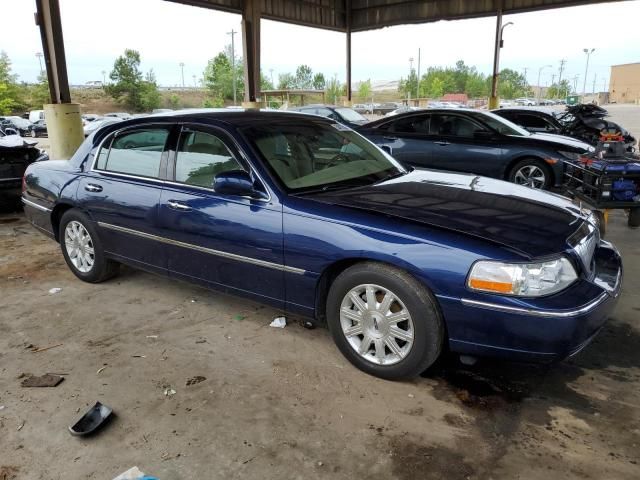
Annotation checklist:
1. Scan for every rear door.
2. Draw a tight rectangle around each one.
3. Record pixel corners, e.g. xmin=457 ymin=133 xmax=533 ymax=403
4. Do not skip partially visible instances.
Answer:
xmin=427 ymin=113 xmax=504 ymax=177
xmin=367 ymin=114 xmax=433 ymax=168
xmin=156 ymin=125 xmax=285 ymax=307
xmin=76 ymin=125 xmax=172 ymax=273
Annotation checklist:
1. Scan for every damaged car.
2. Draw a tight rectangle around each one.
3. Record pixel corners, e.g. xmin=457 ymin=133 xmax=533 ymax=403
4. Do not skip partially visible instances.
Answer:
xmin=1 ymin=134 xmax=48 ymax=208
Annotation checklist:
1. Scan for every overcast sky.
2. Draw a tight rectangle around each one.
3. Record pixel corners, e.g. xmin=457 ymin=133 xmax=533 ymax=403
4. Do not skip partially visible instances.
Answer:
xmin=2 ymin=0 xmax=639 ymax=92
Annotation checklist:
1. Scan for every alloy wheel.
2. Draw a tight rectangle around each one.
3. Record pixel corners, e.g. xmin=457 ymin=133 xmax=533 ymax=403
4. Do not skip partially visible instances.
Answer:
xmin=339 ymin=284 xmax=414 ymax=366
xmin=64 ymin=221 xmax=95 ymax=273
xmin=513 ymin=165 xmax=546 ymax=189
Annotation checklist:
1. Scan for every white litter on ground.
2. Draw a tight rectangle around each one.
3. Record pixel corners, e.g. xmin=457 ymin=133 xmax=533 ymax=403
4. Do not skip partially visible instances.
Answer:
xmin=270 ymin=316 xmax=287 ymax=328
xmin=112 ymin=466 xmax=146 ymax=480
xmin=48 ymin=287 xmax=62 ymax=294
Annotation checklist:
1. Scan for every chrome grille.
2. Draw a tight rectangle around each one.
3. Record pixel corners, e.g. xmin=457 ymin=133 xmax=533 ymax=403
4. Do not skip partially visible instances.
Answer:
xmin=569 ymin=219 xmax=599 ymax=274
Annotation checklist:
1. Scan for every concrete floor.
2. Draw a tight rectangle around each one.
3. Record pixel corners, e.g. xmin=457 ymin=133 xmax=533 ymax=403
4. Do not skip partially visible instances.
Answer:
xmin=1 ymin=211 xmax=639 ymax=480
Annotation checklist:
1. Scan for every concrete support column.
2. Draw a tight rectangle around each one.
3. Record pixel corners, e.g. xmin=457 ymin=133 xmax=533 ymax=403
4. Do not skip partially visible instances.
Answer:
xmin=345 ymin=0 xmax=352 ymax=104
xmin=35 ymin=0 xmax=83 ymax=159
xmin=241 ymin=0 xmax=261 ymax=106
xmin=44 ymin=104 xmax=84 ymax=160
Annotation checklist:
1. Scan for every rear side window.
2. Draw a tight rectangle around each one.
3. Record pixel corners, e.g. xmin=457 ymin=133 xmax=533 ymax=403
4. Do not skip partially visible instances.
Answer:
xmin=430 ymin=114 xmax=484 ymax=138
xmin=96 ymin=129 xmax=168 ymax=178
xmin=389 ymin=115 xmax=429 ymax=134
xmin=174 ymin=130 xmax=243 ymax=188
xmin=518 ymin=114 xmax=552 ymax=129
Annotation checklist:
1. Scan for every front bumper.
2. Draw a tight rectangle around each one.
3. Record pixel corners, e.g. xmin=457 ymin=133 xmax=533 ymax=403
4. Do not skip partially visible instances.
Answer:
xmin=444 ymin=241 xmax=622 ymax=362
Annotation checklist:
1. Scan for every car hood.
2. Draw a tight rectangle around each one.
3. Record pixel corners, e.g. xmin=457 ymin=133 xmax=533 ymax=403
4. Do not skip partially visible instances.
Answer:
xmin=526 ymin=132 xmax=593 ymax=152
xmin=303 ymin=169 xmax=588 ymax=258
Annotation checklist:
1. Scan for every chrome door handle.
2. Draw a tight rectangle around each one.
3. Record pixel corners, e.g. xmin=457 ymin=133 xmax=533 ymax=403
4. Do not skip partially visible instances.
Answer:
xmin=167 ymin=200 xmax=191 ymax=212
xmin=85 ymin=184 xmax=103 ymax=192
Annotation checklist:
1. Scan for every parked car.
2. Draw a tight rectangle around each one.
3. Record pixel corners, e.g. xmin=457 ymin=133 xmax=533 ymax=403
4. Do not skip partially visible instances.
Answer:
xmin=352 ymin=104 xmax=373 ymax=114
xmin=289 ymin=105 xmax=369 ymax=128
xmin=104 ymin=112 xmax=133 ymax=120
xmin=28 ymin=110 xmax=45 ymax=123
xmin=0 ymin=116 xmax=32 ymax=136
xmin=28 ymin=119 xmax=48 ymax=138
xmin=358 ymin=109 xmax=594 ymax=189
xmin=1 ymin=135 xmax=48 ymax=208
xmin=385 ymin=106 xmax=423 ymax=117
xmin=372 ymin=102 xmax=401 ymax=115
xmin=83 ymin=117 xmax=123 ymax=137
xmin=22 ymin=110 xmax=621 ymax=379
xmin=514 ymin=98 xmax=536 ymax=106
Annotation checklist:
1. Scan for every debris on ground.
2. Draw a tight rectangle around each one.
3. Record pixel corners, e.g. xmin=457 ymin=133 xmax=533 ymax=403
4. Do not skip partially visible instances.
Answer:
xmin=0 ymin=406 xmax=5 ymax=411
xmin=301 ymin=320 xmax=316 ymax=329
xmin=270 ymin=316 xmax=287 ymax=328
xmin=234 ymin=314 xmax=246 ymax=321
xmin=97 ymin=365 xmax=108 ymax=375
xmin=195 ymin=337 xmax=207 ymax=344
xmin=112 ymin=466 xmax=158 ymax=480
xmin=164 ymin=387 xmax=176 ymax=397
xmin=17 ymin=421 xmax=24 ymax=431
xmin=0 ymin=465 xmax=19 ymax=480
xmin=20 ymin=374 xmax=64 ymax=387
xmin=186 ymin=376 xmax=206 ymax=386
xmin=31 ymin=343 xmax=63 ymax=353
xmin=48 ymin=287 xmax=62 ymax=294
xmin=69 ymin=402 xmax=114 ymax=436
xmin=132 ymin=355 xmax=146 ymax=358
xmin=145 ymin=335 xmax=158 ymax=339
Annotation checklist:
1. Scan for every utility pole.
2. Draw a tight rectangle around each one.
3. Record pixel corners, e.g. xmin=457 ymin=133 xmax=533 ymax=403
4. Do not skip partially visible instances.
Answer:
xmin=101 ymin=70 xmax=106 ymax=85
xmin=582 ymin=48 xmax=595 ymax=97
xmin=408 ymin=57 xmax=414 ymax=102
xmin=537 ymin=65 xmax=551 ymax=103
xmin=550 ymin=74 xmax=556 ymax=98
xmin=193 ymin=74 xmax=197 ymax=88
xmin=269 ymin=68 xmax=274 ymax=87
xmin=558 ymin=59 xmax=566 ymax=98
xmin=592 ymin=73 xmax=597 ymax=95
xmin=416 ymin=48 xmax=421 ymax=101
xmin=179 ymin=62 xmax=185 ymax=88
xmin=227 ymin=28 xmax=237 ymax=105
xmin=573 ymin=75 xmax=580 ymax=94
xmin=602 ymin=77 xmax=607 ymax=93
xmin=35 ymin=52 xmax=44 ymax=76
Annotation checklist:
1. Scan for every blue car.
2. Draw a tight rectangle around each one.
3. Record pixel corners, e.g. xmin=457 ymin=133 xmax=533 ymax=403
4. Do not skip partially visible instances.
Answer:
xmin=358 ymin=109 xmax=595 ymax=189
xmin=22 ymin=111 xmax=622 ymax=379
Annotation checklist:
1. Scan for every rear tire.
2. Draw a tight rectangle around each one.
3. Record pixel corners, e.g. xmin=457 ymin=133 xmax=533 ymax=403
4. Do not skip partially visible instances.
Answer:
xmin=326 ymin=262 xmax=444 ymax=380
xmin=508 ymin=158 xmax=552 ymax=189
xmin=59 ymin=209 xmax=119 ymax=283
xmin=628 ymin=207 xmax=640 ymax=228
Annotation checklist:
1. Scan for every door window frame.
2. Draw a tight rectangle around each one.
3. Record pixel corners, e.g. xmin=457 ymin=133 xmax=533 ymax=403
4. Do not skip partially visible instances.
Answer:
xmin=429 ymin=113 xmax=489 ymax=139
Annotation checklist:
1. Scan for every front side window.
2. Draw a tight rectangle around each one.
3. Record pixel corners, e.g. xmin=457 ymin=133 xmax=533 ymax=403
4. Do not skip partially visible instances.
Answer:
xmin=97 ymin=129 xmax=169 ymax=178
xmin=389 ymin=115 xmax=429 ymax=134
xmin=243 ymin=121 xmax=404 ymax=192
xmin=519 ymin=114 xmax=553 ymax=130
xmin=174 ymin=130 xmax=243 ymax=188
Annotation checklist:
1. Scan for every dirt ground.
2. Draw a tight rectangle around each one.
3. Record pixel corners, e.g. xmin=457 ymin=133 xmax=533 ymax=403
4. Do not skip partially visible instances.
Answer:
xmin=0 ymin=205 xmax=639 ymax=479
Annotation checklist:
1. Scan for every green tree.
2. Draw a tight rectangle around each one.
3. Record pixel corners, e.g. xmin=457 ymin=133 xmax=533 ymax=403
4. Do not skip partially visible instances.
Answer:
xmin=203 ymin=47 xmax=244 ymax=103
xmin=547 ymin=79 xmax=571 ymax=99
xmin=312 ymin=72 xmax=326 ymax=90
xmin=278 ymin=72 xmax=295 ymax=90
xmin=0 ymin=51 xmax=23 ymax=114
xmin=357 ymin=79 xmax=372 ymax=101
xmin=325 ymin=76 xmax=343 ymax=105
xmin=261 ymin=72 xmax=274 ymax=91
xmin=294 ymin=65 xmax=313 ymax=89
xmin=495 ymin=68 xmax=531 ymax=99
xmin=399 ymin=69 xmax=418 ymax=98
xmin=105 ymin=49 xmax=159 ymax=112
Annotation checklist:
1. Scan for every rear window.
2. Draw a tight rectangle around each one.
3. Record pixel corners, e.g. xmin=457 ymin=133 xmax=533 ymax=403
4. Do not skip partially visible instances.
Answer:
xmin=96 ymin=129 xmax=168 ymax=178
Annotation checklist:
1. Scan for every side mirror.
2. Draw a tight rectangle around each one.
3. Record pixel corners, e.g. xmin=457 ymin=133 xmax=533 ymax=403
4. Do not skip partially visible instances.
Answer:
xmin=213 ymin=170 xmax=266 ymax=199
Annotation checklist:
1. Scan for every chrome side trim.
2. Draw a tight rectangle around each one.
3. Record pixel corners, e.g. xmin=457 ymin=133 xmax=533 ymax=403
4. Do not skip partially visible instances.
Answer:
xmin=460 ymin=292 xmax=610 ymax=318
xmin=0 ymin=177 xmax=22 ymax=182
xmin=21 ymin=197 xmax=52 ymax=212
xmin=97 ymin=221 xmax=305 ymax=275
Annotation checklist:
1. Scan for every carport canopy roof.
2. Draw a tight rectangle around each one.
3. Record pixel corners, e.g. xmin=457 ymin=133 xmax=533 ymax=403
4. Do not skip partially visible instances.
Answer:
xmin=166 ymin=0 xmax=625 ymax=32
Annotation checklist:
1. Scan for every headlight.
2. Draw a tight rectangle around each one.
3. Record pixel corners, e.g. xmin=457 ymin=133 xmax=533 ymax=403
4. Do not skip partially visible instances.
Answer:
xmin=467 ymin=257 xmax=577 ymax=297
xmin=558 ymin=150 xmax=582 ymax=160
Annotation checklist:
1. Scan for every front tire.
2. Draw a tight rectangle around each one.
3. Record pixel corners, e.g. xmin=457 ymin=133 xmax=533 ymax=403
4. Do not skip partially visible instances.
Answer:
xmin=508 ymin=158 xmax=552 ymax=189
xmin=326 ymin=262 xmax=444 ymax=380
xmin=59 ymin=209 xmax=119 ymax=283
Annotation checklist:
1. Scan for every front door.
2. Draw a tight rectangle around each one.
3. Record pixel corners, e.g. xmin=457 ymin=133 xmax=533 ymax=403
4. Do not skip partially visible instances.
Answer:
xmin=156 ymin=126 xmax=285 ymax=308
xmin=427 ymin=113 xmax=504 ymax=178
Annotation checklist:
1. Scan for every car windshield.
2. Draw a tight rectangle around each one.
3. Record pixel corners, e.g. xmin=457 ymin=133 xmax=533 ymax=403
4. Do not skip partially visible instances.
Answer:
xmin=242 ymin=121 xmax=405 ymax=192
xmin=335 ymin=108 xmax=367 ymax=122
xmin=479 ymin=111 xmax=531 ymax=136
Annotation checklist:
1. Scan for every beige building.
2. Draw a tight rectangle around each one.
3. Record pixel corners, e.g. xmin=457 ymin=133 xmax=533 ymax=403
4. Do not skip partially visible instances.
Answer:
xmin=609 ymin=62 xmax=640 ymax=104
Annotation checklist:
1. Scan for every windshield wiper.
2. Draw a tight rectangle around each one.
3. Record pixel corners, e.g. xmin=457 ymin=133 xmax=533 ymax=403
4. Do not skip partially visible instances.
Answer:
xmin=292 ymin=179 xmax=373 ymax=196
xmin=374 ymin=170 xmax=408 ymax=184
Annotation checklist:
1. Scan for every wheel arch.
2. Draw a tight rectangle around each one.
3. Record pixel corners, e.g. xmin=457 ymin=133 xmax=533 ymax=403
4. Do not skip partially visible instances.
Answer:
xmin=50 ymin=202 xmax=75 ymax=242
xmin=313 ymin=257 xmax=443 ymax=327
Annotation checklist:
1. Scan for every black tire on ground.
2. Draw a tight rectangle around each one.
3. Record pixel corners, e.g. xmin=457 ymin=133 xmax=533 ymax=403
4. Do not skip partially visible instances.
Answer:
xmin=628 ymin=207 xmax=640 ymax=228
xmin=507 ymin=158 xmax=552 ymax=189
xmin=326 ymin=261 xmax=444 ymax=380
xmin=59 ymin=209 xmax=119 ymax=283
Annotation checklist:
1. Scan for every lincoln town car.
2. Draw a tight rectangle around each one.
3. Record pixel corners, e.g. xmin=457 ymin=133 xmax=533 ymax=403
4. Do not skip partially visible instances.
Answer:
xmin=22 ymin=111 xmax=622 ymax=379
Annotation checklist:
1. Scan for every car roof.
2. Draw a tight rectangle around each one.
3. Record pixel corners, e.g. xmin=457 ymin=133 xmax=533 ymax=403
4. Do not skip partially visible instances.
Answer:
xmin=91 ymin=109 xmax=333 ymax=142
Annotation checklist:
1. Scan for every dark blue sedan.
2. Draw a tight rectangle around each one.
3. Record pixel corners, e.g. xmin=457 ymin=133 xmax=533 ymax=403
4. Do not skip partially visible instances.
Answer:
xmin=358 ymin=109 xmax=595 ymax=189
xmin=22 ymin=111 xmax=622 ymax=379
